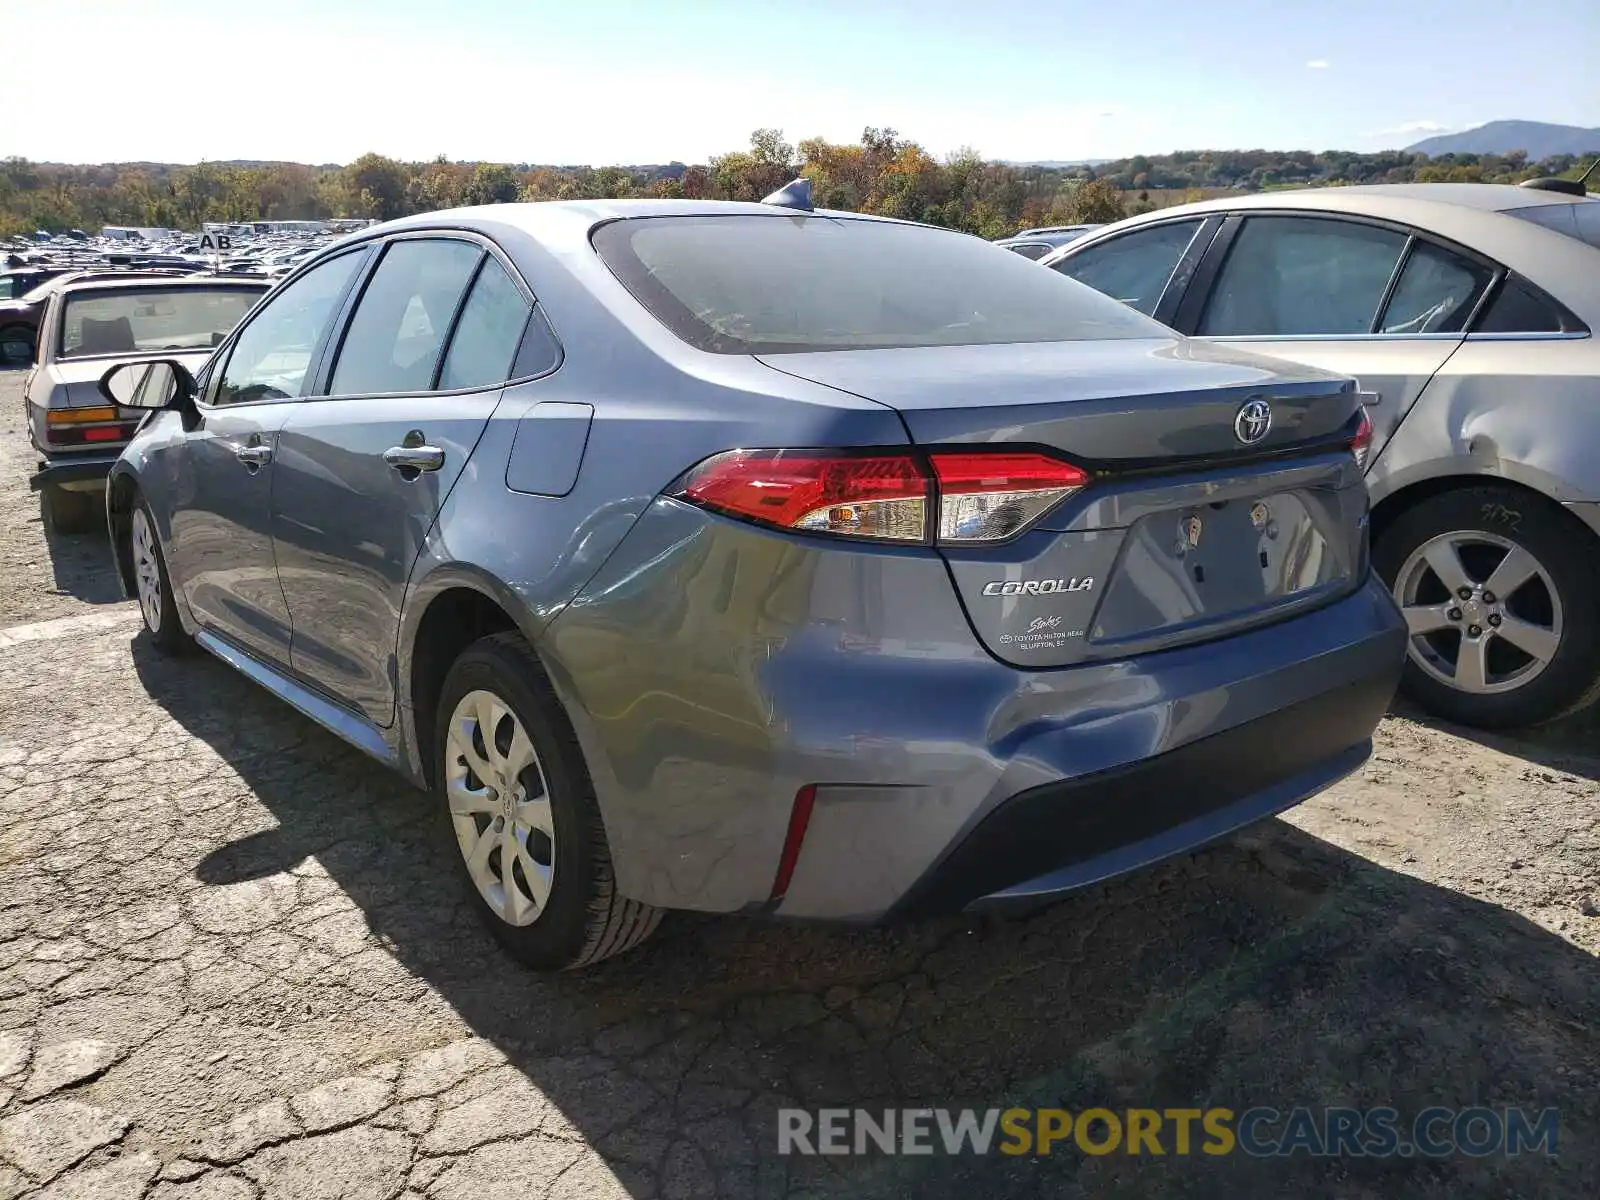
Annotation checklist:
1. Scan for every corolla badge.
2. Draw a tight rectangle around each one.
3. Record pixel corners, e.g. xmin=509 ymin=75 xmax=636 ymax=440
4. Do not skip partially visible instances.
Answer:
xmin=981 ymin=578 xmax=1094 ymax=596
xmin=1234 ymin=398 xmax=1272 ymax=445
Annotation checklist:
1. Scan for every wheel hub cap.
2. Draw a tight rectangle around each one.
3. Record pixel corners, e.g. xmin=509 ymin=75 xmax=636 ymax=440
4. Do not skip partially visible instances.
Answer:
xmin=1395 ymin=530 xmax=1562 ymax=696
xmin=443 ymin=689 xmax=555 ymax=927
xmin=131 ymin=510 xmax=162 ymax=633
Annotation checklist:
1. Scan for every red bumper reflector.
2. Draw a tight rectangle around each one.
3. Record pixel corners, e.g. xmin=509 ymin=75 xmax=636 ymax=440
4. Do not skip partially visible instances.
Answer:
xmin=770 ymin=784 xmax=818 ymax=901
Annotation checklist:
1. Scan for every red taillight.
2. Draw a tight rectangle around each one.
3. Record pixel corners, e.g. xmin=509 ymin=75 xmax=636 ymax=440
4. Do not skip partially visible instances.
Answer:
xmin=672 ymin=450 xmax=931 ymax=542
xmin=670 ymin=449 xmax=1089 ymax=545
xmin=1350 ymin=409 xmax=1374 ymax=471
xmin=45 ymin=421 xmax=139 ymax=446
xmin=929 ymin=452 xmax=1090 ymax=542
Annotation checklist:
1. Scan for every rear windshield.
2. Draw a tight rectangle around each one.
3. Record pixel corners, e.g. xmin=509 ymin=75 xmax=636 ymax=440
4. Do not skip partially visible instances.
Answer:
xmin=592 ymin=214 xmax=1166 ymax=354
xmin=60 ymin=287 xmax=264 ymax=358
xmin=1504 ymin=200 xmax=1600 ymax=251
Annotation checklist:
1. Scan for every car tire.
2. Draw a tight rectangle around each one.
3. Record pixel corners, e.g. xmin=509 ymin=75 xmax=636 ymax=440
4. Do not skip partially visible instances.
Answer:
xmin=0 ymin=324 xmax=32 ymax=367
xmin=128 ymin=501 xmax=193 ymax=655
xmin=1374 ymin=485 xmax=1600 ymax=729
xmin=40 ymin=485 xmax=100 ymax=536
xmin=434 ymin=631 xmax=662 ymax=971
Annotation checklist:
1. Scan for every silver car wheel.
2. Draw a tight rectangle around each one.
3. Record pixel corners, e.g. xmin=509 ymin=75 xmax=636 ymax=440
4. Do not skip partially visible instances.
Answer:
xmin=444 ymin=688 xmax=555 ymax=928
xmin=131 ymin=508 xmax=163 ymax=634
xmin=1396 ymin=530 xmax=1562 ymax=695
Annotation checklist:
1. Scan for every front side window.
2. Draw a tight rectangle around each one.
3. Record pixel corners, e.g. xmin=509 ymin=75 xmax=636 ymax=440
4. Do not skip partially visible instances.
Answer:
xmin=1378 ymin=243 xmax=1493 ymax=334
xmin=213 ymin=252 xmax=364 ymax=406
xmin=329 ymin=239 xmax=482 ymax=395
xmin=1200 ymin=216 xmax=1408 ymax=337
xmin=593 ymin=214 xmax=1166 ymax=354
xmin=438 ymin=258 xmax=534 ymax=391
xmin=60 ymin=287 xmax=263 ymax=358
xmin=1050 ymin=220 xmax=1203 ymax=317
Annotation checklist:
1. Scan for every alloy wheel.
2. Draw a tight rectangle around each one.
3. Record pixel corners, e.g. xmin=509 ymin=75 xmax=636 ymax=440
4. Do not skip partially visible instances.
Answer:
xmin=131 ymin=508 xmax=163 ymax=633
xmin=1395 ymin=530 xmax=1562 ymax=696
xmin=444 ymin=688 xmax=555 ymax=927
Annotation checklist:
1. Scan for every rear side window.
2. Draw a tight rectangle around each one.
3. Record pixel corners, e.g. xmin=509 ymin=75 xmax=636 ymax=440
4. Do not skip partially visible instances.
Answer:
xmin=1472 ymin=277 xmax=1570 ymax=334
xmin=1505 ymin=201 xmax=1600 ymax=250
xmin=1201 ymin=216 xmax=1411 ymax=336
xmin=1377 ymin=243 xmax=1493 ymax=334
xmin=592 ymin=215 xmax=1165 ymax=354
xmin=330 ymin=239 xmax=482 ymax=395
xmin=438 ymin=258 xmax=533 ymax=390
xmin=1051 ymin=220 xmax=1203 ymax=316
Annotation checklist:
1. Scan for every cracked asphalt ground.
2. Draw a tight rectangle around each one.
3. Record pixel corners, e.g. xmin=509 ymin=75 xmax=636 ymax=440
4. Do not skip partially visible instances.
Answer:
xmin=0 ymin=371 xmax=1596 ymax=1199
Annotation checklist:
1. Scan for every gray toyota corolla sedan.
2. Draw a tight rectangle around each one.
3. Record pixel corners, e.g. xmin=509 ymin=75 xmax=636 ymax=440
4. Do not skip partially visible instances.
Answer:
xmin=98 ymin=189 xmax=1406 ymax=970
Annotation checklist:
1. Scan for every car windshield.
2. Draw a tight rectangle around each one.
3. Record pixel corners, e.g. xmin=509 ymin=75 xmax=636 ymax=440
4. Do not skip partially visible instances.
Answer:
xmin=59 ymin=287 xmax=263 ymax=358
xmin=592 ymin=214 xmax=1166 ymax=354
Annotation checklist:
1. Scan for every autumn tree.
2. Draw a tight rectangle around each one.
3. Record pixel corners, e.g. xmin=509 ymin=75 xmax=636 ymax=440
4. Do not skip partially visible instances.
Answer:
xmin=1068 ymin=178 xmax=1126 ymax=224
xmin=461 ymin=163 xmax=522 ymax=206
xmin=341 ymin=153 xmax=409 ymax=219
xmin=3 ymin=139 xmax=1591 ymax=238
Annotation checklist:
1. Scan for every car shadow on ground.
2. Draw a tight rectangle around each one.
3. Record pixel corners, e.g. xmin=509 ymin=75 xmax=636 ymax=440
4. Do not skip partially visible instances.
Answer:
xmin=1395 ymin=697 xmax=1600 ymax=784
xmin=39 ymin=521 xmax=125 ymax=606
xmin=129 ymin=640 xmax=1598 ymax=1198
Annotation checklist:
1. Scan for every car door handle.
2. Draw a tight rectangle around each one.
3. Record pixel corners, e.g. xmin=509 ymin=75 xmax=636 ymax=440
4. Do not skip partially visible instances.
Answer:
xmin=235 ymin=444 xmax=272 ymax=467
xmin=383 ymin=445 xmax=445 ymax=473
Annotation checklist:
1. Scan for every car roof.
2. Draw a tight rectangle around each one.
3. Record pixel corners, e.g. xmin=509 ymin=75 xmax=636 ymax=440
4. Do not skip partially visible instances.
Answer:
xmin=56 ymin=275 xmax=270 ymax=295
xmin=1166 ymin=182 xmax=1595 ymax=218
xmin=361 ymin=197 xmax=926 ymax=251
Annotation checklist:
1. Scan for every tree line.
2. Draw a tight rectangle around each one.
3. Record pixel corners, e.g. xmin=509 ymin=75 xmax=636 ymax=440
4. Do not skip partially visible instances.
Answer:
xmin=3 ymin=129 xmax=1595 ymax=241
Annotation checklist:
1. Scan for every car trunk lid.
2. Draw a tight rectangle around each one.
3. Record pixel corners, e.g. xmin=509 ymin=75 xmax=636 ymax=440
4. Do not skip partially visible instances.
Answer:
xmin=758 ymin=337 xmax=1371 ymax=668
xmin=758 ymin=337 xmax=1358 ymax=463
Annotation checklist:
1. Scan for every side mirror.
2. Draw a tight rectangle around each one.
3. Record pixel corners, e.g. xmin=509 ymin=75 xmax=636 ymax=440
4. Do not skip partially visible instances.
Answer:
xmin=97 ymin=358 xmax=197 ymax=410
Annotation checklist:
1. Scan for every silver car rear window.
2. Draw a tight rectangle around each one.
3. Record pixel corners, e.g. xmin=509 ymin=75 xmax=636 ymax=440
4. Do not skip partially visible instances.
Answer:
xmin=1503 ymin=200 xmax=1600 ymax=251
xmin=60 ymin=287 xmax=263 ymax=358
xmin=592 ymin=214 xmax=1166 ymax=354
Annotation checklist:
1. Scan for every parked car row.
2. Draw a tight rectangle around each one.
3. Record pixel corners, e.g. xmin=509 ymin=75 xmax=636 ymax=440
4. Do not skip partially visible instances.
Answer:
xmin=19 ymin=175 xmax=1593 ymax=972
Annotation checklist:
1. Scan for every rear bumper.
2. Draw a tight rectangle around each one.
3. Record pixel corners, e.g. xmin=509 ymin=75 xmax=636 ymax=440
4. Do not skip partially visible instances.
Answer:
xmin=29 ymin=452 xmax=121 ymax=492
xmin=777 ymin=576 xmax=1404 ymax=922
xmin=891 ymin=669 xmax=1388 ymax=918
xmin=545 ymin=497 xmax=1406 ymax=921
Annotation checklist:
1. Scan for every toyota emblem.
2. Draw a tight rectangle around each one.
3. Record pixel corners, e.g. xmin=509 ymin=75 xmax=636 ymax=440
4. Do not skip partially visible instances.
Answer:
xmin=1234 ymin=398 xmax=1272 ymax=446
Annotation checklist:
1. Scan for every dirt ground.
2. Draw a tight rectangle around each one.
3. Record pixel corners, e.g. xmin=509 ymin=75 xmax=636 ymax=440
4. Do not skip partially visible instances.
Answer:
xmin=0 ymin=370 xmax=1595 ymax=1198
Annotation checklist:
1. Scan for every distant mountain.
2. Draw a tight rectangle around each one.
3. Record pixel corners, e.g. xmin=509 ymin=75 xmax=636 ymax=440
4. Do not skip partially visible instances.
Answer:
xmin=1408 ymin=120 xmax=1600 ymax=159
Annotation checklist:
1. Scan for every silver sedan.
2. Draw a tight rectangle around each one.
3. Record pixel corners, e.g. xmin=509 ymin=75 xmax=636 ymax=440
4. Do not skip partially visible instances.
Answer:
xmin=1042 ymin=181 xmax=1600 ymax=730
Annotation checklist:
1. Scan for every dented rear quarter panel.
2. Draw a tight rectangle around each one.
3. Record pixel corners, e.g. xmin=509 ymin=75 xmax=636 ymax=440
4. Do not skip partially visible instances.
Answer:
xmin=1369 ymin=335 xmax=1600 ymax=511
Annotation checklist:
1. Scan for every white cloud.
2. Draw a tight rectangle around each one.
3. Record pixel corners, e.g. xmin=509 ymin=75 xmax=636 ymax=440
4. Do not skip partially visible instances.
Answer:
xmin=1306 ymin=59 xmax=1330 ymax=69
xmin=1364 ymin=120 xmax=1453 ymax=138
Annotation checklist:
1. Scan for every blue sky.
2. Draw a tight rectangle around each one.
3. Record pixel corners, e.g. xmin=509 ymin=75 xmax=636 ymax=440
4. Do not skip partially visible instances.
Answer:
xmin=20 ymin=0 xmax=1599 ymax=165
